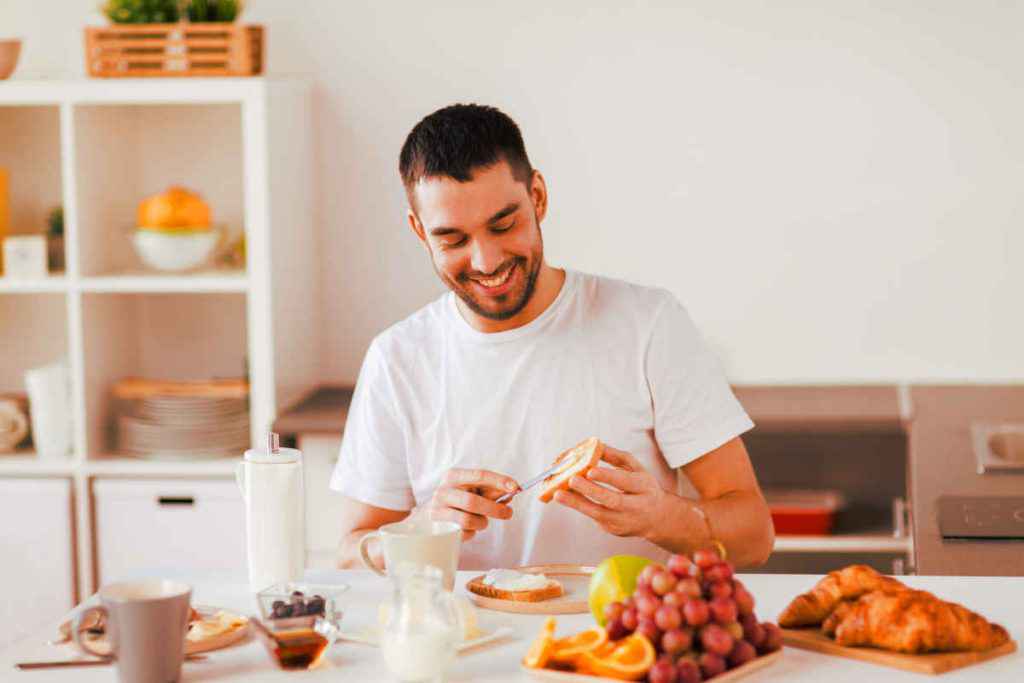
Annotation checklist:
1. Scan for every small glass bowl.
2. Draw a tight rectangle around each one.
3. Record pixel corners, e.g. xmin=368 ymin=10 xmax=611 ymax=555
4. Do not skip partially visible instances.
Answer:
xmin=255 ymin=581 xmax=349 ymax=632
xmin=254 ymin=582 xmax=347 ymax=671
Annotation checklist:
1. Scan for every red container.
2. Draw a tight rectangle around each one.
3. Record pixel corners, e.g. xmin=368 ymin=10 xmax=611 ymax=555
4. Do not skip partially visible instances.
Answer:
xmin=765 ymin=489 xmax=845 ymax=535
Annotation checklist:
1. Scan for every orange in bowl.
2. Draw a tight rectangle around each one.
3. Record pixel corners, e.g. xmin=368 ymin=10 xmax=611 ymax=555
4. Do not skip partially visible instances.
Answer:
xmin=138 ymin=186 xmax=212 ymax=232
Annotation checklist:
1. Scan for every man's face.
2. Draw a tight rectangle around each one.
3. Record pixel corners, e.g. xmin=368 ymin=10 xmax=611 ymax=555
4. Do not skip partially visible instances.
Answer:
xmin=409 ymin=161 xmax=545 ymax=321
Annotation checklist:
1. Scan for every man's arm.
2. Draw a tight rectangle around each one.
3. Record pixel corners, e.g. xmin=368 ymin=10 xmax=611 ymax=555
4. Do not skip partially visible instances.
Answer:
xmin=556 ymin=437 xmax=774 ymax=568
xmin=335 ymin=495 xmax=409 ymax=569
xmin=667 ymin=437 xmax=773 ymax=566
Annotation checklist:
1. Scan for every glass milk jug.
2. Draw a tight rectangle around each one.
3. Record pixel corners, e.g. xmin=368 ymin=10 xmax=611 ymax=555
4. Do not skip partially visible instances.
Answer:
xmin=380 ymin=563 xmax=461 ymax=682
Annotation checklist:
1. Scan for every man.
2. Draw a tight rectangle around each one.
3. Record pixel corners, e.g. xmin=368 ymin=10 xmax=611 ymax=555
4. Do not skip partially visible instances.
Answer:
xmin=332 ymin=104 xmax=773 ymax=570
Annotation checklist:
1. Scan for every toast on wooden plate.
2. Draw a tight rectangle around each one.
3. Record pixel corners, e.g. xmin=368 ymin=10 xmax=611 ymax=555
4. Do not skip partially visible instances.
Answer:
xmin=538 ymin=437 xmax=604 ymax=503
xmin=467 ymin=577 xmax=564 ymax=603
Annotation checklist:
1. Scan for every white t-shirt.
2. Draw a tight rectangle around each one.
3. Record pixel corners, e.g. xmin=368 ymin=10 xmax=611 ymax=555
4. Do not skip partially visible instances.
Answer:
xmin=330 ymin=270 xmax=753 ymax=569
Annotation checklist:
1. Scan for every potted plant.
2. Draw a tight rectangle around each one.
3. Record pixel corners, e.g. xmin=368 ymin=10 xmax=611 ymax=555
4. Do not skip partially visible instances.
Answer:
xmin=101 ymin=0 xmax=181 ymax=23
xmin=47 ymin=206 xmax=64 ymax=273
xmin=87 ymin=1 xmax=261 ymax=78
xmin=186 ymin=0 xmax=242 ymax=22
xmin=99 ymin=0 xmax=244 ymax=24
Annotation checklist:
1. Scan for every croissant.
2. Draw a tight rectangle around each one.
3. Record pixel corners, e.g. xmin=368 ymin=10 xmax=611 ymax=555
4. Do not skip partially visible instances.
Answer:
xmin=820 ymin=591 xmax=937 ymax=638
xmin=778 ymin=565 xmax=907 ymax=627
xmin=822 ymin=589 xmax=1010 ymax=654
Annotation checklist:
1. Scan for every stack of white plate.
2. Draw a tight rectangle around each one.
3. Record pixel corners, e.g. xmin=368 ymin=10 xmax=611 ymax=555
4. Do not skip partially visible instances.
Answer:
xmin=119 ymin=395 xmax=249 ymax=460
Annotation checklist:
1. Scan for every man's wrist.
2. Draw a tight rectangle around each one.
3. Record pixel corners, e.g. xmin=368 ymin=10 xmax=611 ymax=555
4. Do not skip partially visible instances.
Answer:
xmin=643 ymin=493 xmax=712 ymax=553
xmin=642 ymin=492 xmax=679 ymax=547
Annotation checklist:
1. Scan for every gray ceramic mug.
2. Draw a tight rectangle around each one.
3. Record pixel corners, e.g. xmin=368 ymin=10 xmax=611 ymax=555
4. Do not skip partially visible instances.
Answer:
xmin=71 ymin=580 xmax=192 ymax=683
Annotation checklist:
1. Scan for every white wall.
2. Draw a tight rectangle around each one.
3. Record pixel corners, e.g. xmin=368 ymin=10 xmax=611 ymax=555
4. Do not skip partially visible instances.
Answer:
xmin=3 ymin=1 xmax=1022 ymax=383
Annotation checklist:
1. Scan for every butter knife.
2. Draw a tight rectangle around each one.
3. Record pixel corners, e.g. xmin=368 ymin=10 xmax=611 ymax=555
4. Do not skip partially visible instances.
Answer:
xmin=495 ymin=461 xmax=566 ymax=504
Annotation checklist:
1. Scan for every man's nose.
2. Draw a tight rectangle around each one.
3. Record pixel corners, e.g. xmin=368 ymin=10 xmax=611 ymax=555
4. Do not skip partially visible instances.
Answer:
xmin=469 ymin=238 xmax=504 ymax=275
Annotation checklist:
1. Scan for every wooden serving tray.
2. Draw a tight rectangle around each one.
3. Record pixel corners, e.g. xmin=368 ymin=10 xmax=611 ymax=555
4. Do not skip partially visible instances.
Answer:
xmin=466 ymin=564 xmax=595 ymax=615
xmin=523 ymin=649 xmax=783 ymax=682
xmin=782 ymin=628 xmax=1017 ymax=675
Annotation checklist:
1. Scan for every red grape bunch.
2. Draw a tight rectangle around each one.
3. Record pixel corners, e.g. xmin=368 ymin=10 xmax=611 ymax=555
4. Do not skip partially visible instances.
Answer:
xmin=602 ymin=549 xmax=782 ymax=682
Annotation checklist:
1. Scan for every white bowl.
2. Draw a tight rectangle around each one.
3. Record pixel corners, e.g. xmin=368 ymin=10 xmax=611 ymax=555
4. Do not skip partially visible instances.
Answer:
xmin=132 ymin=228 xmax=219 ymax=272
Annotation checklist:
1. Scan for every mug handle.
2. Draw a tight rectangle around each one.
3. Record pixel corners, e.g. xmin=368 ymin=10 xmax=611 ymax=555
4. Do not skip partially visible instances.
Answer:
xmin=71 ymin=605 xmax=112 ymax=659
xmin=358 ymin=531 xmax=386 ymax=576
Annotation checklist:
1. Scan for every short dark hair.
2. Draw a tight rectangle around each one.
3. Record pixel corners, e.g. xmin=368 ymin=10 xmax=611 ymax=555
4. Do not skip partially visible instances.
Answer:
xmin=399 ymin=104 xmax=533 ymax=194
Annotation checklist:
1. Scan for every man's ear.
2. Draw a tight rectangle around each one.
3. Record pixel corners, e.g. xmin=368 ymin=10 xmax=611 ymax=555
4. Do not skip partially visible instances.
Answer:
xmin=530 ymin=170 xmax=548 ymax=224
xmin=408 ymin=209 xmax=427 ymax=245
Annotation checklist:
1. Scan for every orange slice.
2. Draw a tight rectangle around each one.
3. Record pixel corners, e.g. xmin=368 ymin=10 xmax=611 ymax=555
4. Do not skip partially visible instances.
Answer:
xmin=522 ymin=617 xmax=558 ymax=669
xmin=577 ymin=632 xmax=655 ymax=681
xmin=550 ymin=626 xmax=608 ymax=666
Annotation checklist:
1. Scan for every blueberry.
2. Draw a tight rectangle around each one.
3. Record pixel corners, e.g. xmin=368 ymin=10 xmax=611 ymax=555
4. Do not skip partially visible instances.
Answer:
xmin=306 ymin=597 xmax=325 ymax=616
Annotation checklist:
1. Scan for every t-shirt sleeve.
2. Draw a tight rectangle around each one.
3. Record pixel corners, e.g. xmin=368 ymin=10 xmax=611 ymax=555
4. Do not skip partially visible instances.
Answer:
xmin=329 ymin=339 xmax=415 ymax=511
xmin=646 ymin=295 xmax=754 ymax=469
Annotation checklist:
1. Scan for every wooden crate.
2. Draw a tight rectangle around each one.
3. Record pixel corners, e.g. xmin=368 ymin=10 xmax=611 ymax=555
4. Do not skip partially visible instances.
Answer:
xmin=84 ymin=23 xmax=264 ymax=77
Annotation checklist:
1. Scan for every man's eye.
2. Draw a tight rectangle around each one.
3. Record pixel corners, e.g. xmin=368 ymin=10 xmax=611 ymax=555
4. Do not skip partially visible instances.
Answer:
xmin=443 ymin=236 xmax=467 ymax=249
xmin=492 ymin=221 xmax=515 ymax=234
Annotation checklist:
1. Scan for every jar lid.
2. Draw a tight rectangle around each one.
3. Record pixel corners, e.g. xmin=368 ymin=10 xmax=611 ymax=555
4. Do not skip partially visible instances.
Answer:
xmin=243 ymin=432 xmax=300 ymax=463
xmin=243 ymin=447 xmax=300 ymax=464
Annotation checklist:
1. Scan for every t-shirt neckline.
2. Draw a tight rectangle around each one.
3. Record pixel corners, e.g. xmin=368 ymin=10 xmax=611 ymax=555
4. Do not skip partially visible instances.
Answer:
xmin=447 ymin=268 xmax=578 ymax=344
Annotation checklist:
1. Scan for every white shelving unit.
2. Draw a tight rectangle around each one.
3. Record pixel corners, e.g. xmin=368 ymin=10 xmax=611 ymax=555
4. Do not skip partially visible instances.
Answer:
xmin=0 ymin=78 xmax=319 ymax=604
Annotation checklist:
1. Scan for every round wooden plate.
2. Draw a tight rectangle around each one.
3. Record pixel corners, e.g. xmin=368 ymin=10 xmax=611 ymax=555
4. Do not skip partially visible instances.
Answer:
xmin=466 ymin=564 xmax=596 ymax=615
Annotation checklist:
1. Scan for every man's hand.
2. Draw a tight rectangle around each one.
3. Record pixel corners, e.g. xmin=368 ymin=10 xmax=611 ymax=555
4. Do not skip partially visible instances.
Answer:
xmin=554 ymin=446 xmax=667 ymax=539
xmin=554 ymin=438 xmax=774 ymax=567
xmin=426 ymin=468 xmax=518 ymax=541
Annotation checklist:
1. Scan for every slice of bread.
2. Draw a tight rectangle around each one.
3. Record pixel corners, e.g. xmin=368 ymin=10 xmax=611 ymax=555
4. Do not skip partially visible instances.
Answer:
xmin=538 ymin=436 xmax=604 ymax=503
xmin=467 ymin=577 xmax=564 ymax=603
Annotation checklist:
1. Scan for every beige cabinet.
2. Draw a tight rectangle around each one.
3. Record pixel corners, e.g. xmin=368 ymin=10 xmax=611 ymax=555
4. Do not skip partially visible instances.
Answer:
xmin=93 ymin=478 xmax=246 ymax=583
xmin=0 ymin=478 xmax=75 ymax=649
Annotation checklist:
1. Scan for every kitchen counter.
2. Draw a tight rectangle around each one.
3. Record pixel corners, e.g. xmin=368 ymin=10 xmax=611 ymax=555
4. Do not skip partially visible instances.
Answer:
xmin=277 ymin=384 xmax=910 ymax=438
xmin=909 ymin=385 xmax=1024 ymax=576
xmin=2 ymin=570 xmax=1020 ymax=682
xmin=272 ymin=385 xmax=353 ymax=439
xmin=733 ymin=385 xmax=907 ymax=433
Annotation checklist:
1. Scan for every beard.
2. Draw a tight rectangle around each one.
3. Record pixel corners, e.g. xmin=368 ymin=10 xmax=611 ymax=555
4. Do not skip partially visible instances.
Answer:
xmin=432 ymin=240 xmax=543 ymax=322
xmin=454 ymin=254 xmax=541 ymax=321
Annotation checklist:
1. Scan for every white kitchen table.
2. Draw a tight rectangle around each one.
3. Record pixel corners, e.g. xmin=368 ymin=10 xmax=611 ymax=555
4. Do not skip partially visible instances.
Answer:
xmin=2 ymin=571 xmax=1020 ymax=682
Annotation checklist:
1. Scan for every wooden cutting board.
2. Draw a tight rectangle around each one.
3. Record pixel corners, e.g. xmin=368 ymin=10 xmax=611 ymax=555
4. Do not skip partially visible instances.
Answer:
xmin=523 ymin=649 xmax=783 ymax=682
xmin=782 ymin=627 xmax=1017 ymax=675
xmin=466 ymin=564 xmax=595 ymax=615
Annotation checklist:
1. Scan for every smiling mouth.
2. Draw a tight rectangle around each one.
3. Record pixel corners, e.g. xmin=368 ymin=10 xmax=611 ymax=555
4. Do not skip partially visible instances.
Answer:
xmin=469 ymin=262 xmax=516 ymax=290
